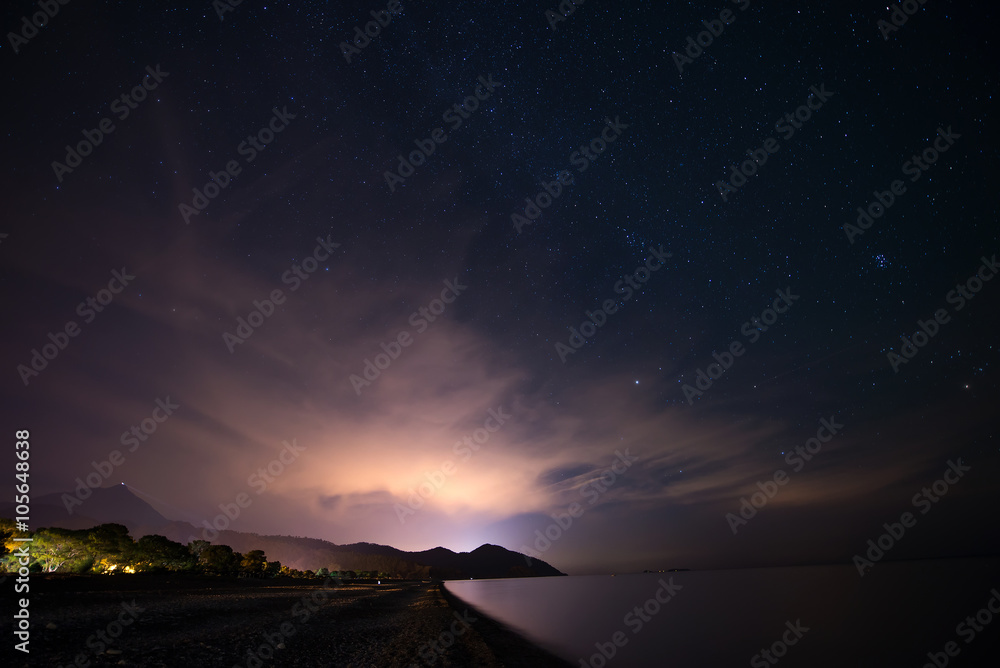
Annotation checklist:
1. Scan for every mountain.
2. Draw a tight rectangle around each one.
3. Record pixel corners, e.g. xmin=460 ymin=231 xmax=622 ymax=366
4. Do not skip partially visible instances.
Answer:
xmin=1 ymin=485 xmax=565 ymax=578
xmin=177 ymin=529 xmax=565 ymax=579
xmin=2 ymin=484 xmax=170 ymax=536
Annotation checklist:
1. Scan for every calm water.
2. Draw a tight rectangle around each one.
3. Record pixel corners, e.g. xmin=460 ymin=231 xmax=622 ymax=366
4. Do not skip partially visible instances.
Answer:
xmin=445 ymin=558 xmax=1000 ymax=667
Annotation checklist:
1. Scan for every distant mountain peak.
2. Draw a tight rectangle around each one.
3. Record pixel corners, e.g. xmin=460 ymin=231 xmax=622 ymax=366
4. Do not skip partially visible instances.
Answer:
xmin=1 ymin=490 xmax=566 ymax=578
xmin=18 ymin=484 xmax=170 ymax=531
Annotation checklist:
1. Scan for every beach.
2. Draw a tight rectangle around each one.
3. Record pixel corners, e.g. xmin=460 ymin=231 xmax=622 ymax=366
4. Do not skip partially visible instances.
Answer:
xmin=4 ymin=574 xmax=571 ymax=667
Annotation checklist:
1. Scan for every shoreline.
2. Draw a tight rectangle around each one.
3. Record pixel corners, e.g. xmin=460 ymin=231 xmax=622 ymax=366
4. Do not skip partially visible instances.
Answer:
xmin=1 ymin=573 xmax=572 ymax=667
xmin=437 ymin=581 xmax=573 ymax=667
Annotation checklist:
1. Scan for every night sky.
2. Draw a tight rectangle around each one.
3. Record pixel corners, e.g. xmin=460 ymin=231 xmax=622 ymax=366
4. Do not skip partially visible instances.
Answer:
xmin=3 ymin=0 xmax=998 ymax=575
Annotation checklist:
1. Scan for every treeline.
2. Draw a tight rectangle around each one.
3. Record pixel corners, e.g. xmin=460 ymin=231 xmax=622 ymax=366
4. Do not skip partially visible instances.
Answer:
xmin=200 ymin=530 xmax=434 ymax=579
xmin=0 ymin=520 xmax=389 ymax=579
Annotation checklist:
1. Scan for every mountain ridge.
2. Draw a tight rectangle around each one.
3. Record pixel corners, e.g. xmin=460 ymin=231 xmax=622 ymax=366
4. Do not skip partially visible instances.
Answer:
xmin=2 ymin=485 xmax=565 ymax=578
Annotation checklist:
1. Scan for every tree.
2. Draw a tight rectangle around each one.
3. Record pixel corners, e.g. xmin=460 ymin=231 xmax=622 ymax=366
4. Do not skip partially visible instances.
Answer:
xmin=240 ymin=550 xmax=267 ymax=578
xmin=200 ymin=545 xmax=240 ymax=575
xmin=0 ymin=519 xmax=23 ymax=573
xmin=0 ymin=518 xmax=15 ymax=559
xmin=84 ymin=524 xmax=136 ymax=571
xmin=187 ymin=539 xmax=211 ymax=558
xmin=134 ymin=535 xmax=195 ymax=572
xmin=31 ymin=528 xmax=92 ymax=572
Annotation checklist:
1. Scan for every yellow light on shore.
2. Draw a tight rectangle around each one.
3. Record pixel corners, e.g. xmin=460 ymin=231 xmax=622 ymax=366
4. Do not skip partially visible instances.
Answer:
xmin=102 ymin=563 xmax=135 ymax=574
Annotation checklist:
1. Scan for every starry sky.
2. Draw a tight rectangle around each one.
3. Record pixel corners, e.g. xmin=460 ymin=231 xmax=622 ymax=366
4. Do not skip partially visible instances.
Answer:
xmin=2 ymin=0 xmax=998 ymax=574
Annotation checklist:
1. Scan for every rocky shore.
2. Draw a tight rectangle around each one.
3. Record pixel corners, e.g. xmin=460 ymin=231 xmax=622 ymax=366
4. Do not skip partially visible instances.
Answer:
xmin=2 ymin=574 xmax=571 ymax=667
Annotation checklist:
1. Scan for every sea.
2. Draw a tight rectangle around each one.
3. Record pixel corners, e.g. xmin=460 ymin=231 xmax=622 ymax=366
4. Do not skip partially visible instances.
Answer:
xmin=445 ymin=557 xmax=1000 ymax=667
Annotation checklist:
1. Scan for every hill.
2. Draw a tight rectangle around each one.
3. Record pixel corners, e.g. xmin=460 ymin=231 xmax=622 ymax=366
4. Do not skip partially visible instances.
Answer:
xmin=175 ymin=529 xmax=564 ymax=579
xmin=1 ymin=485 xmax=564 ymax=578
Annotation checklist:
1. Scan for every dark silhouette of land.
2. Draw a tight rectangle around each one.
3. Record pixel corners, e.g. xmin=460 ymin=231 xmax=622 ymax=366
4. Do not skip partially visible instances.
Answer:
xmin=0 ymin=485 xmax=564 ymax=578
xmin=2 ymin=574 xmax=572 ymax=668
